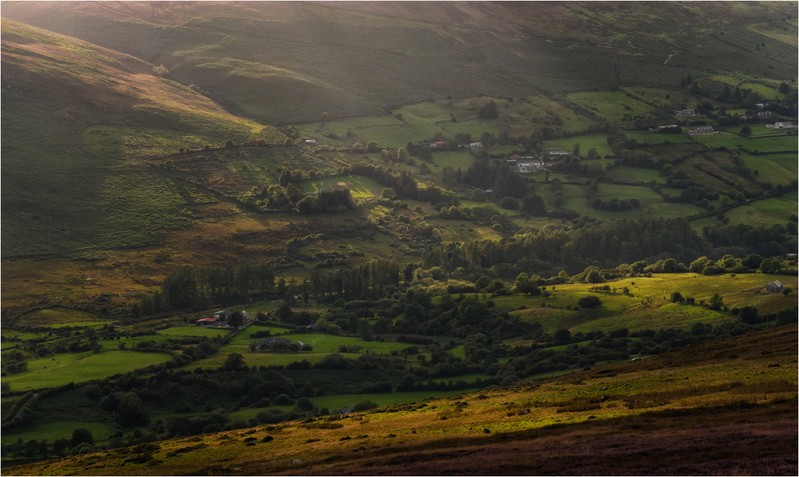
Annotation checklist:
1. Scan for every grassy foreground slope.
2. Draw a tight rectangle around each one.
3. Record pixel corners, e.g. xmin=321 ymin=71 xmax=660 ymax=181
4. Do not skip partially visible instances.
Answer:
xmin=10 ymin=325 xmax=796 ymax=476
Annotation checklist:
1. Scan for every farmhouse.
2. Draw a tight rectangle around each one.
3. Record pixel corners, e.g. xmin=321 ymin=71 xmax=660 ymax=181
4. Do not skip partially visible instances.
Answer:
xmin=549 ymin=150 xmax=569 ymax=156
xmin=195 ymin=317 xmax=218 ymax=326
xmin=650 ymin=124 xmax=681 ymax=133
xmin=688 ymin=126 xmax=715 ymax=135
xmin=213 ymin=310 xmax=228 ymax=320
xmin=757 ymin=111 xmax=773 ymax=119
xmin=303 ymin=139 xmax=317 ymax=145
xmin=517 ymin=160 xmax=546 ymax=174
xmin=675 ymin=108 xmax=695 ymax=117
xmin=766 ymin=280 xmax=784 ymax=293
xmin=428 ymin=141 xmax=447 ymax=149
xmin=767 ymin=121 xmax=794 ymax=129
xmin=469 ymin=141 xmax=483 ymax=150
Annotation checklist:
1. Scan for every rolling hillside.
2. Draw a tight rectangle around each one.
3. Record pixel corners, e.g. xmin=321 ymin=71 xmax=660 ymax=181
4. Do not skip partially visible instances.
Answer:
xmin=3 ymin=1 xmax=795 ymax=123
xmin=7 ymin=325 xmax=796 ymax=475
xmin=1 ymin=19 xmax=284 ymax=259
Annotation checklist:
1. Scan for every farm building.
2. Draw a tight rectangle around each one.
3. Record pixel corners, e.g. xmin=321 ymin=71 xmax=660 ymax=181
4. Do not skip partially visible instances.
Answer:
xmin=767 ymin=121 xmax=795 ymax=129
xmin=689 ymin=126 xmax=715 ymax=135
xmin=195 ymin=317 xmax=218 ymax=326
xmin=469 ymin=141 xmax=483 ymax=150
xmin=757 ymin=111 xmax=773 ymax=119
xmin=549 ymin=150 xmax=569 ymax=156
xmin=675 ymin=108 xmax=696 ymax=117
xmin=517 ymin=160 xmax=546 ymax=173
xmin=650 ymin=124 xmax=681 ymax=133
xmin=766 ymin=280 xmax=784 ymax=293
xmin=429 ymin=141 xmax=447 ymax=149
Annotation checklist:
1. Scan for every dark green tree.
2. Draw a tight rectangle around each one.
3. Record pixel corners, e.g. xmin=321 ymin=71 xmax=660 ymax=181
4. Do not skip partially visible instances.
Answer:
xmin=69 ymin=428 xmax=94 ymax=449
xmin=222 ymin=353 xmax=247 ymax=372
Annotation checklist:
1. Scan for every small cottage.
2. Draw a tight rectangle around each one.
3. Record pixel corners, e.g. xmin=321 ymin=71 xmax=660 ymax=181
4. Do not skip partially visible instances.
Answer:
xmin=766 ymin=280 xmax=784 ymax=293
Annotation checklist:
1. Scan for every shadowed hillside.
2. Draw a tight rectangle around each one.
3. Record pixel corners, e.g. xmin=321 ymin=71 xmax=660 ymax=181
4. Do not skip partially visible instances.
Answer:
xmin=3 ymin=1 xmax=795 ymax=123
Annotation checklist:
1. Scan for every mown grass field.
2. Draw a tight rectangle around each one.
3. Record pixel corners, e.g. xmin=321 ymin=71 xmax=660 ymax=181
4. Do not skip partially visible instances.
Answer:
xmin=2 ymin=351 xmax=173 ymax=393
xmin=184 ymin=329 xmax=412 ymax=371
xmin=722 ymin=191 xmax=799 ymax=228
xmin=495 ymin=272 xmax=798 ymax=334
xmin=10 ymin=325 xmax=795 ymax=476
xmin=739 ymin=153 xmax=798 ymax=186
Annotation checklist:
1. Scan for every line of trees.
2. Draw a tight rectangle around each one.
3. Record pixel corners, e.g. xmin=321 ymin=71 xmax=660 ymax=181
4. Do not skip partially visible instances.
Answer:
xmin=134 ymin=264 xmax=276 ymax=317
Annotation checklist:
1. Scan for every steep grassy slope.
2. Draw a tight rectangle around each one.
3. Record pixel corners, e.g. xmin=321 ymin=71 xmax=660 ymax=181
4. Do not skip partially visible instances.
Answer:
xmin=3 ymin=1 xmax=795 ymax=123
xmin=1 ymin=19 xmax=282 ymax=257
xmin=8 ymin=325 xmax=796 ymax=475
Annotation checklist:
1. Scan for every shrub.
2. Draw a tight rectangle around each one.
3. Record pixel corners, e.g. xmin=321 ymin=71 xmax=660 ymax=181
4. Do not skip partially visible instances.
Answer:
xmin=577 ymin=295 xmax=602 ymax=308
xmin=352 ymin=400 xmax=379 ymax=412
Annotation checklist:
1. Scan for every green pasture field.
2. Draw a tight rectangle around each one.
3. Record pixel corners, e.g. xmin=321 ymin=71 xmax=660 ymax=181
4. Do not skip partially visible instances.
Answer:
xmin=301 ymin=175 xmax=384 ymax=200
xmin=691 ymin=131 xmax=797 ymax=153
xmin=233 ymin=324 xmax=294 ymax=338
xmin=605 ymin=166 xmax=666 ymax=184
xmin=298 ymin=100 xmax=505 ymax=148
xmin=1 ymin=420 xmax=112 ymax=447
xmin=503 ymin=273 xmax=798 ymax=333
xmin=2 ymin=351 xmax=173 ymax=392
xmin=619 ymin=87 xmax=702 ymax=110
xmin=722 ymin=192 xmax=798 ymax=228
xmin=15 ymin=307 xmax=107 ymax=328
xmin=429 ymin=151 xmax=478 ymax=171
xmin=542 ymin=133 xmax=613 ymax=157
xmin=185 ymin=351 xmax=358 ymax=370
xmin=424 ymin=218 xmax=503 ymax=243
xmin=564 ymin=91 xmax=655 ymax=123
xmin=511 ymin=95 xmax=597 ymax=135
xmin=746 ymin=124 xmax=788 ymax=138
xmin=739 ymin=153 xmax=797 ymax=186
xmin=539 ymin=182 xmax=703 ymax=221
xmin=278 ymin=333 xmax=409 ymax=354
xmin=744 ymin=134 xmax=798 ymax=153
xmin=156 ymin=326 xmax=230 ymax=338
xmin=459 ymin=200 xmax=520 ymax=216
xmin=185 ymin=331 xmax=410 ymax=370
xmin=623 ymin=130 xmax=691 ymax=145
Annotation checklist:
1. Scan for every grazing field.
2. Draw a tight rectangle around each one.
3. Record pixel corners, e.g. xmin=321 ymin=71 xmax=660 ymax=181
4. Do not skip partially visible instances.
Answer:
xmin=2 ymin=351 xmax=173 ymax=392
xmin=301 ymin=175 xmax=384 ymax=200
xmin=15 ymin=308 xmax=108 ymax=328
xmin=542 ymin=133 xmax=614 ymax=157
xmin=501 ymin=273 xmax=798 ymax=333
xmin=156 ymin=326 xmax=229 ymax=338
xmin=1 ymin=421 xmax=111 ymax=448
xmin=623 ymin=130 xmax=691 ymax=145
xmin=185 ymin=331 xmax=411 ymax=370
xmin=723 ymin=192 xmax=799 ymax=228
xmin=564 ymin=91 xmax=655 ymax=124
xmin=739 ymin=153 xmax=797 ymax=185
xmin=605 ymin=166 xmax=666 ymax=184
